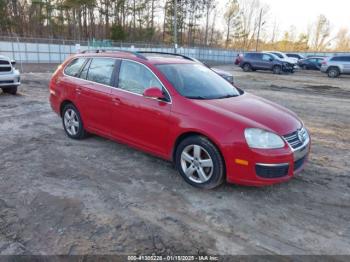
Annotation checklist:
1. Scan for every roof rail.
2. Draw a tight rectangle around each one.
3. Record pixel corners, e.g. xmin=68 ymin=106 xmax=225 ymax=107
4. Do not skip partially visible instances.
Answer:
xmin=136 ymin=51 xmax=196 ymax=62
xmin=81 ymin=49 xmax=147 ymax=60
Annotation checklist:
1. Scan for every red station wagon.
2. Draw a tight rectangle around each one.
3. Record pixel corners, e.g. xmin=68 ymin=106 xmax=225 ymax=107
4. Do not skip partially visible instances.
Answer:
xmin=49 ymin=50 xmax=310 ymax=189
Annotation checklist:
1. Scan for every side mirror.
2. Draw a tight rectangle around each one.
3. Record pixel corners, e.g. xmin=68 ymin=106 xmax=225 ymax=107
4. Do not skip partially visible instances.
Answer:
xmin=11 ymin=60 xmax=16 ymax=66
xmin=269 ymin=58 xmax=274 ymax=62
xmin=143 ymin=87 xmax=165 ymax=100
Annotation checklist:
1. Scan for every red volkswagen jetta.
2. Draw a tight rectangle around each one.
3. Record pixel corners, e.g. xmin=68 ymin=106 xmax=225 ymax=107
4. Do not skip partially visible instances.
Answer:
xmin=49 ymin=50 xmax=310 ymax=189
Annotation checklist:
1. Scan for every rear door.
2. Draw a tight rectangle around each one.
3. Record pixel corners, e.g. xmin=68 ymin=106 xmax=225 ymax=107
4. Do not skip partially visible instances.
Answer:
xmin=76 ymin=57 xmax=117 ymax=135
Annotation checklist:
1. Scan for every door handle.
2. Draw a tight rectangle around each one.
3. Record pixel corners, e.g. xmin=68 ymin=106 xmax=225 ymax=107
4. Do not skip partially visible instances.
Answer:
xmin=112 ymin=97 xmax=121 ymax=105
xmin=76 ymin=87 xmax=82 ymax=95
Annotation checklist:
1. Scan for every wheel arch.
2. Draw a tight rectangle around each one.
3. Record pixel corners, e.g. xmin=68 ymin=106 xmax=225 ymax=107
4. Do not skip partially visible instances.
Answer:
xmin=172 ymin=131 xmax=226 ymax=170
xmin=60 ymin=100 xmax=75 ymax=117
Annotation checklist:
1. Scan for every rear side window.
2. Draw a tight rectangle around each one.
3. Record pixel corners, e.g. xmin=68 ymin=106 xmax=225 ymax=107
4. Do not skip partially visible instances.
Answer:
xmin=86 ymin=58 xmax=116 ymax=86
xmin=331 ymin=56 xmax=350 ymax=62
xmin=64 ymin=58 xmax=86 ymax=77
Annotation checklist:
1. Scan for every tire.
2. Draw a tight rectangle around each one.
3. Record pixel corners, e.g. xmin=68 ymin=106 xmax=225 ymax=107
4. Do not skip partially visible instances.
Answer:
xmin=273 ymin=65 xmax=282 ymax=74
xmin=2 ymin=86 xmax=17 ymax=95
xmin=175 ymin=136 xmax=225 ymax=189
xmin=327 ymin=67 xmax=340 ymax=78
xmin=62 ymin=103 xmax=87 ymax=140
xmin=242 ymin=63 xmax=252 ymax=72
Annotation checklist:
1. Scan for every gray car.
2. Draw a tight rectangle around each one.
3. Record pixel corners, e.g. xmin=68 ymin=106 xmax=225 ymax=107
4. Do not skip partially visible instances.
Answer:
xmin=0 ymin=55 xmax=20 ymax=95
xmin=239 ymin=52 xmax=295 ymax=74
xmin=320 ymin=56 xmax=350 ymax=78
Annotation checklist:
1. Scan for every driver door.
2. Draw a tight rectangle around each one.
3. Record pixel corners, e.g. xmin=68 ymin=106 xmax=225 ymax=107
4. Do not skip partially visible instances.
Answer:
xmin=110 ymin=60 xmax=172 ymax=156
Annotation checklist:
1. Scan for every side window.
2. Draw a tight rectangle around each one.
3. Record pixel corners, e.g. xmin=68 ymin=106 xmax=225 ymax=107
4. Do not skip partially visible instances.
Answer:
xmin=332 ymin=57 xmax=342 ymax=62
xmin=64 ymin=58 xmax=86 ymax=77
xmin=255 ymin=54 xmax=263 ymax=60
xmin=86 ymin=58 xmax=116 ymax=86
xmin=118 ymin=60 xmax=163 ymax=95
xmin=262 ymin=54 xmax=272 ymax=61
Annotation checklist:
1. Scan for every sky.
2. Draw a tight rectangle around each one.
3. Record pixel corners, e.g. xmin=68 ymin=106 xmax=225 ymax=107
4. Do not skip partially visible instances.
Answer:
xmin=259 ymin=0 xmax=350 ymax=35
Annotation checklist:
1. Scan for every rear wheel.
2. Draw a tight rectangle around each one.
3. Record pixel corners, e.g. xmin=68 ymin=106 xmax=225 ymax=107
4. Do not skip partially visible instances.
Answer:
xmin=175 ymin=136 xmax=225 ymax=189
xmin=327 ymin=67 xmax=340 ymax=78
xmin=273 ymin=65 xmax=282 ymax=74
xmin=62 ymin=103 xmax=87 ymax=139
xmin=242 ymin=63 xmax=252 ymax=72
xmin=2 ymin=86 xmax=17 ymax=95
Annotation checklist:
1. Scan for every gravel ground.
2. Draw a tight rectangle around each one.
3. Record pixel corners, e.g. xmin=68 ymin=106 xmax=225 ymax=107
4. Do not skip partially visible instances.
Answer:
xmin=0 ymin=66 xmax=349 ymax=255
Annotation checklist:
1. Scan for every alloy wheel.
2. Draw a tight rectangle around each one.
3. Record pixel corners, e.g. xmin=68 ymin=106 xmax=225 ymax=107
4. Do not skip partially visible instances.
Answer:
xmin=180 ymin=144 xmax=214 ymax=184
xmin=64 ymin=109 xmax=80 ymax=136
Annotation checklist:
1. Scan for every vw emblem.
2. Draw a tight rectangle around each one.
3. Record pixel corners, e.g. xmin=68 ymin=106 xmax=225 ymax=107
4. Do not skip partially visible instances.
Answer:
xmin=298 ymin=129 xmax=305 ymax=143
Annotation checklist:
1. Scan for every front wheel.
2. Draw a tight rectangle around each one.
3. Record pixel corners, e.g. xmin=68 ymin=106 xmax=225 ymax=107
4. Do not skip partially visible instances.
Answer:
xmin=62 ymin=103 xmax=87 ymax=139
xmin=273 ymin=65 xmax=282 ymax=74
xmin=175 ymin=136 xmax=225 ymax=189
xmin=2 ymin=86 xmax=17 ymax=95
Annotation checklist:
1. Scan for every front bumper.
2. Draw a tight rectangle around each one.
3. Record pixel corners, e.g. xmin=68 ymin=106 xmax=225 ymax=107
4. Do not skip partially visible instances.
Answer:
xmin=223 ymin=139 xmax=310 ymax=186
xmin=0 ymin=72 xmax=20 ymax=87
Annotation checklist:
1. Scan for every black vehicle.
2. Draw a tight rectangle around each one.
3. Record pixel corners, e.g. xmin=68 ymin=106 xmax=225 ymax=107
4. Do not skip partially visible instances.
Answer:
xmin=298 ymin=57 xmax=325 ymax=70
xmin=286 ymin=53 xmax=305 ymax=60
xmin=239 ymin=52 xmax=295 ymax=74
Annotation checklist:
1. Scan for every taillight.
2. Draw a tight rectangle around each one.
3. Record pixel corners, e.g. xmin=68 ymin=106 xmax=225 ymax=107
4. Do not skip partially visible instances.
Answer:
xmin=321 ymin=61 xmax=327 ymax=65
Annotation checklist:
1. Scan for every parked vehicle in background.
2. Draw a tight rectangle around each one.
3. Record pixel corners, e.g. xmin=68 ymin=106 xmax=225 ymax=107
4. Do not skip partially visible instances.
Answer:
xmin=239 ymin=52 xmax=295 ymax=74
xmin=286 ymin=53 xmax=305 ymax=60
xmin=320 ymin=56 xmax=350 ymax=78
xmin=265 ymin=51 xmax=298 ymax=65
xmin=49 ymin=50 xmax=310 ymax=188
xmin=298 ymin=57 xmax=325 ymax=70
xmin=0 ymin=55 xmax=20 ymax=95
xmin=138 ymin=51 xmax=235 ymax=84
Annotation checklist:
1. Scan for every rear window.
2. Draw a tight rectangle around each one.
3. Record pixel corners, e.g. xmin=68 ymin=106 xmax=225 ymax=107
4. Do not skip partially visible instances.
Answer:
xmin=64 ymin=58 xmax=86 ymax=77
xmin=86 ymin=58 xmax=116 ymax=86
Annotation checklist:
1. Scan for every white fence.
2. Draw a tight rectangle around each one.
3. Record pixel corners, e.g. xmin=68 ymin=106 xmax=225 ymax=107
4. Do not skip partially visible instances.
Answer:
xmin=0 ymin=37 xmax=238 ymax=64
xmin=1 ymin=37 xmax=349 ymax=64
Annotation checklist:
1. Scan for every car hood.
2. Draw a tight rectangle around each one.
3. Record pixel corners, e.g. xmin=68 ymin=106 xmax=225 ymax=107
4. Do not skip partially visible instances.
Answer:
xmin=194 ymin=93 xmax=301 ymax=135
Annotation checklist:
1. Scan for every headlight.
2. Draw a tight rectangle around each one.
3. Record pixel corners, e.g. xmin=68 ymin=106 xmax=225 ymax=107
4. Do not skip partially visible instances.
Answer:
xmin=244 ymin=128 xmax=285 ymax=149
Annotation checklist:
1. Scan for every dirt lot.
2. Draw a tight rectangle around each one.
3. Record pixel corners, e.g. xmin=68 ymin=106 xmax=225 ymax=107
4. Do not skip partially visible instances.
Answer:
xmin=0 ymin=66 xmax=349 ymax=255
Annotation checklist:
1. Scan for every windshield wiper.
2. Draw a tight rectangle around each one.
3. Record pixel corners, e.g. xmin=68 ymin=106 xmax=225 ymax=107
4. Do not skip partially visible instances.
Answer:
xmin=186 ymin=96 xmax=209 ymax=100
xmin=217 ymin=94 xmax=238 ymax=99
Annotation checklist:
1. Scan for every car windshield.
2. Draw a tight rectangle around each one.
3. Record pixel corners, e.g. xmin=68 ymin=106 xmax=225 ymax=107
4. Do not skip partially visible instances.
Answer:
xmin=272 ymin=52 xmax=284 ymax=59
xmin=156 ymin=63 xmax=240 ymax=100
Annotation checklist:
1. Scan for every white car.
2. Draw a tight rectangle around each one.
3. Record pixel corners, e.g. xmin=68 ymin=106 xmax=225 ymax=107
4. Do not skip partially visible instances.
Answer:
xmin=0 ymin=55 xmax=20 ymax=95
xmin=264 ymin=51 xmax=298 ymax=65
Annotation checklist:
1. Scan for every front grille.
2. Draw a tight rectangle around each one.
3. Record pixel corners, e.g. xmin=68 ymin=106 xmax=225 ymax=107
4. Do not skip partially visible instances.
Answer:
xmin=0 ymin=67 xmax=12 ymax=72
xmin=283 ymin=128 xmax=308 ymax=149
xmin=0 ymin=60 xmax=10 ymax=65
xmin=0 ymin=80 xmax=13 ymax=84
xmin=256 ymin=164 xmax=289 ymax=179
xmin=294 ymin=157 xmax=306 ymax=171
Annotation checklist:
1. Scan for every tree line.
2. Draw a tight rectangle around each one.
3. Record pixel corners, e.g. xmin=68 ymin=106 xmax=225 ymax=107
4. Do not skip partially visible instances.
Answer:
xmin=0 ymin=0 xmax=349 ymax=51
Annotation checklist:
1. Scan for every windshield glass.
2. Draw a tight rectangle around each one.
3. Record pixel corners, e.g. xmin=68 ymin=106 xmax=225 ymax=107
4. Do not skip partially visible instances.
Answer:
xmin=156 ymin=63 xmax=240 ymax=100
xmin=272 ymin=52 xmax=284 ymax=59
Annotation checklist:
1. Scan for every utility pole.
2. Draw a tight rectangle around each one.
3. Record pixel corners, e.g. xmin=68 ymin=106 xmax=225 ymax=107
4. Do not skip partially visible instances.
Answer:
xmin=256 ymin=8 xmax=263 ymax=52
xmin=174 ymin=0 xmax=178 ymax=53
